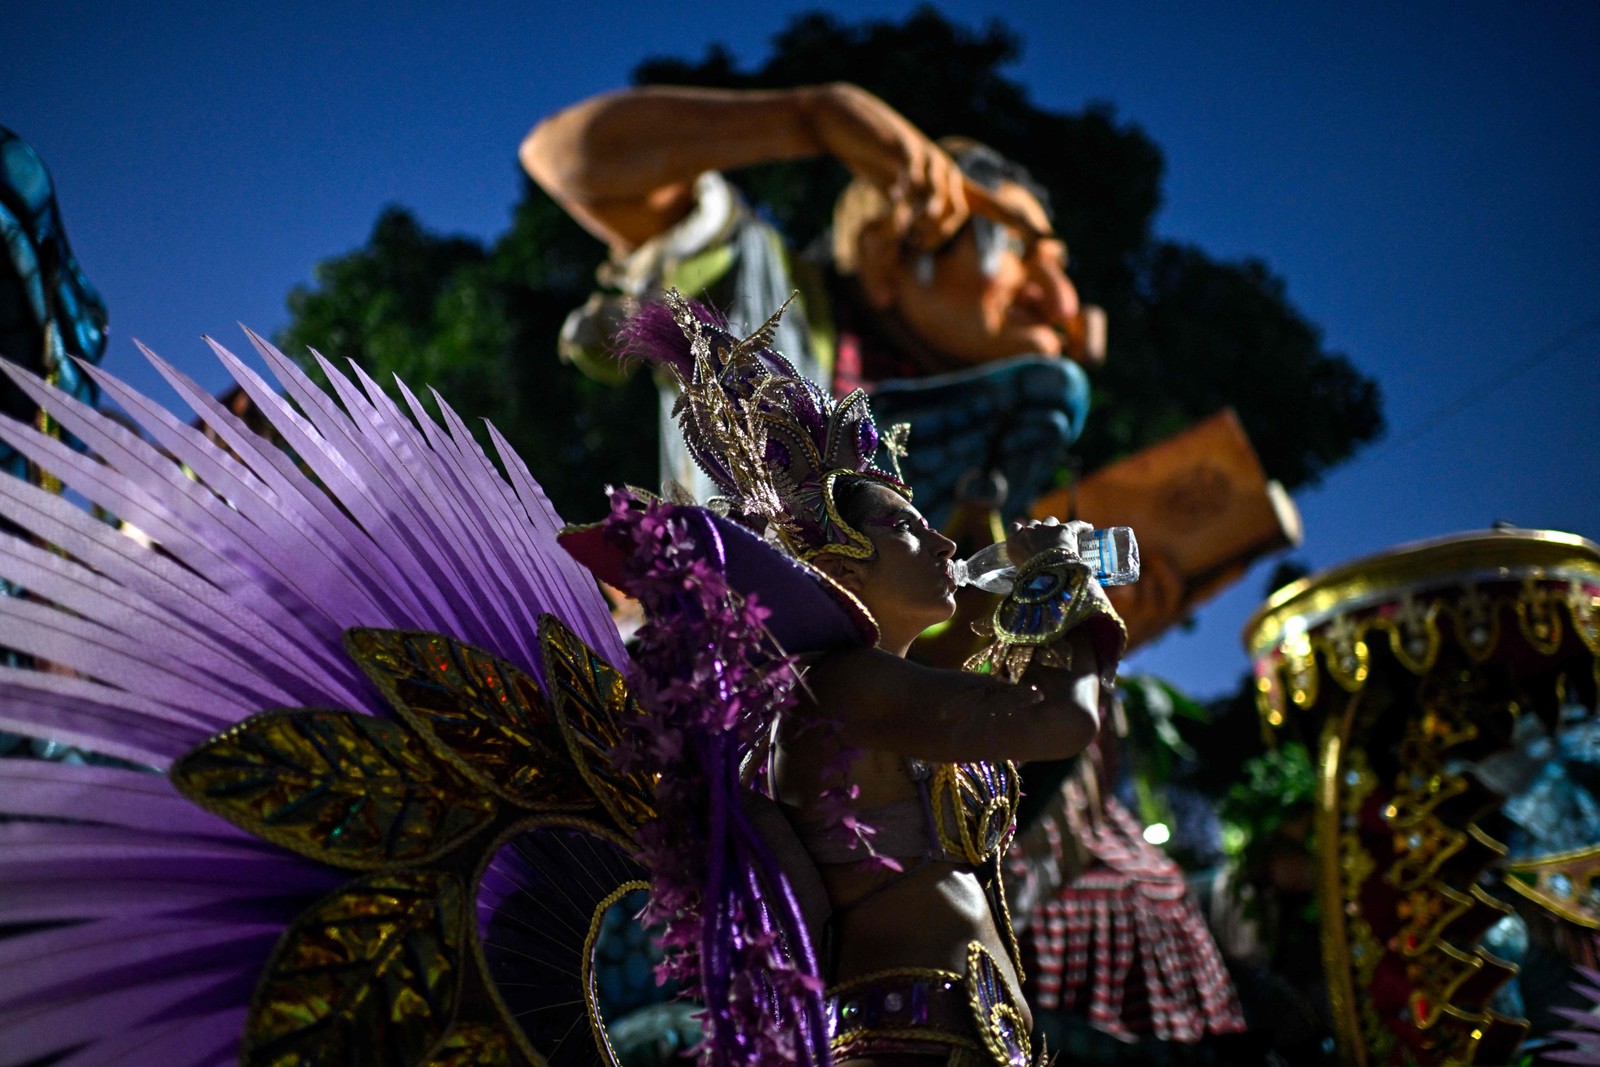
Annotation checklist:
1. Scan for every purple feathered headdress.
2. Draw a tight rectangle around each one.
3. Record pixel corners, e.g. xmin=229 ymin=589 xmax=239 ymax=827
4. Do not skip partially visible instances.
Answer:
xmin=616 ymin=291 xmax=911 ymax=561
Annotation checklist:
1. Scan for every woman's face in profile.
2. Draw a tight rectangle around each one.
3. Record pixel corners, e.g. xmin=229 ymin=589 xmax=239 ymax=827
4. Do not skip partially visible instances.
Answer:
xmin=835 ymin=484 xmax=959 ymax=642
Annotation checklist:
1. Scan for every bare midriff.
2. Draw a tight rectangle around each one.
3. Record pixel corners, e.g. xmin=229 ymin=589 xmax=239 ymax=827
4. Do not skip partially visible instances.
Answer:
xmin=822 ymin=859 xmax=1031 ymax=1033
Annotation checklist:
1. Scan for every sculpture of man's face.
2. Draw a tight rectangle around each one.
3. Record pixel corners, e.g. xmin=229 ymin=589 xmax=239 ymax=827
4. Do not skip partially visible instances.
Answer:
xmin=869 ymin=181 xmax=1082 ymax=366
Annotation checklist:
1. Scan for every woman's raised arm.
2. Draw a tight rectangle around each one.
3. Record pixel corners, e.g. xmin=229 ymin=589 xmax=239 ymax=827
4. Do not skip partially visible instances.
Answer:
xmin=802 ymin=635 xmax=1101 ymax=765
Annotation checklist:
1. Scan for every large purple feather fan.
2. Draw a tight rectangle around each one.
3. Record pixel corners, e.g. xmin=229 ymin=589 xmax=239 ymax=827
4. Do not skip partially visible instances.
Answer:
xmin=0 ymin=329 xmax=625 ymax=1067
xmin=1546 ymin=963 xmax=1600 ymax=1063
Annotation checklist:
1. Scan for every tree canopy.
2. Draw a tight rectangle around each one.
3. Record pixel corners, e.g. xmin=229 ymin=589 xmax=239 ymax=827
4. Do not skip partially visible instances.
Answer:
xmin=280 ymin=196 xmax=656 ymax=519
xmin=279 ymin=6 xmax=1382 ymax=520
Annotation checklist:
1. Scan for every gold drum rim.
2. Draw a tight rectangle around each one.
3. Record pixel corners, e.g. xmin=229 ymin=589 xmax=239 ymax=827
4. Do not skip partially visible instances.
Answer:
xmin=1243 ymin=528 xmax=1600 ymax=659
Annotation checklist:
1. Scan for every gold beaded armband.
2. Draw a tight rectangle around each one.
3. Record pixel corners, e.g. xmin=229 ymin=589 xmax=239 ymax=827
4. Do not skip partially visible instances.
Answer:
xmin=991 ymin=547 xmax=1094 ymax=646
xmin=964 ymin=547 xmax=1125 ymax=682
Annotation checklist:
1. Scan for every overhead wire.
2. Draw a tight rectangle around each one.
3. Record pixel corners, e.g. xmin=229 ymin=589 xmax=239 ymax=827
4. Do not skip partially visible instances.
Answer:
xmin=1362 ymin=308 xmax=1600 ymax=461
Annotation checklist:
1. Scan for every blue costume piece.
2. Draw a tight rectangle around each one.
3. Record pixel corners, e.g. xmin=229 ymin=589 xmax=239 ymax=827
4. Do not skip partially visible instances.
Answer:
xmin=0 ymin=127 xmax=111 ymax=759
xmin=0 ymin=126 xmax=108 ymax=473
xmin=869 ymin=356 xmax=1089 ymax=529
xmin=561 ymin=171 xmax=1089 ymax=528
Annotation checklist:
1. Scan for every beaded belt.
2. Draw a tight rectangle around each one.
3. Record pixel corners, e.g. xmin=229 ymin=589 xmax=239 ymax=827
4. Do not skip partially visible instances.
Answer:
xmin=827 ymin=942 xmax=1032 ymax=1066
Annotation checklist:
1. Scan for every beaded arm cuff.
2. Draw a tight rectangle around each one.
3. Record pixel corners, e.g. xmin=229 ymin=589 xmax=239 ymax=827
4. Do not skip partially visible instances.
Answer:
xmin=964 ymin=547 xmax=1127 ymax=683
xmin=992 ymin=548 xmax=1095 ymax=646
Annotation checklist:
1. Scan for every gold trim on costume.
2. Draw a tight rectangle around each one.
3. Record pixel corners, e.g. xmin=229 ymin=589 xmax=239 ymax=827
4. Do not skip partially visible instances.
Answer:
xmin=828 ymin=965 xmax=982 ymax=1058
xmin=964 ymin=942 xmax=1032 ymax=1067
xmin=965 ymin=547 xmax=1126 ymax=681
xmin=828 ymin=944 xmax=1035 ymax=1066
xmin=806 ymin=467 xmax=890 ymax=561
xmin=653 ymin=289 xmax=914 ymax=563
xmin=584 ymin=880 xmax=651 ymax=1066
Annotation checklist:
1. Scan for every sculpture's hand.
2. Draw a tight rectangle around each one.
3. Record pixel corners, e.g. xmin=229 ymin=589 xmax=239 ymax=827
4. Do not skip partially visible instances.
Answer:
xmin=807 ymin=83 xmax=969 ymax=248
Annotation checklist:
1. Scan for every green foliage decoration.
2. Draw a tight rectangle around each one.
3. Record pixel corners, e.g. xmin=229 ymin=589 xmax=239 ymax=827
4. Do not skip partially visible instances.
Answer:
xmin=1218 ymin=741 xmax=1317 ymax=865
xmin=279 ymin=195 xmax=657 ymax=522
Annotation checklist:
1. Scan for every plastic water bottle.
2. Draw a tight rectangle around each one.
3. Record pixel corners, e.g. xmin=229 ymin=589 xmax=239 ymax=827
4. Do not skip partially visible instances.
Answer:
xmin=950 ymin=526 xmax=1140 ymax=594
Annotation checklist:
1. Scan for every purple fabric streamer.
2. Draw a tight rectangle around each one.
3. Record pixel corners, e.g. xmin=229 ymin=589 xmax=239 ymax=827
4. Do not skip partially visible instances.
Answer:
xmin=0 ymin=534 xmax=302 ymax=709
xmin=82 ymin=356 xmax=397 ymax=627
xmin=600 ymin=489 xmax=829 ymax=1067
xmin=0 ymin=670 xmax=204 ymax=765
xmin=0 ymin=919 xmax=281 ymax=1010
xmin=0 ymin=762 xmax=249 ymax=838
xmin=0 ymin=596 xmax=242 ymax=726
xmin=345 ymin=360 xmax=543 ymax=667
xmin=0 ymin=449 xmax=377 ymax=712
xmin=0 ymin=877 xmax=343 ymax=925
xmin=2 ymin=968 xmax=252 ymax=1064
xmin=202 ymin=338 xmax=457 ymax=636
xmin=129 ymin=343 xmax=425 ymax=623
xmin=483 ymin=417 xmax=628 ymax=666
xmin=236 ymin=329 xmax=478 ymax=638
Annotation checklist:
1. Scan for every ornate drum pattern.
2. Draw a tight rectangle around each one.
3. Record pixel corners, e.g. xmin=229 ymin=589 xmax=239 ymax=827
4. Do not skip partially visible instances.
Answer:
xmin=1244 ymin=530 xmax=1600 ymax=1065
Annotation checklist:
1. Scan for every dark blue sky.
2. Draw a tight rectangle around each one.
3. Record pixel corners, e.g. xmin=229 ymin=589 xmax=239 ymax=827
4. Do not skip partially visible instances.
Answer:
xmin=5 ymin=0 xmax=1598 ymax=699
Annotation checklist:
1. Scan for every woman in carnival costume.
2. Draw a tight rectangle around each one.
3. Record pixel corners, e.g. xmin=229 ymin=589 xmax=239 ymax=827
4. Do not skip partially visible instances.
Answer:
xmin=0 ymin=292 xmax=1121 ymax=1066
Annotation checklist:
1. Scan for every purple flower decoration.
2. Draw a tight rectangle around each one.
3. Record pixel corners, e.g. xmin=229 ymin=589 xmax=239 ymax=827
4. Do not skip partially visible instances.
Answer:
xmin=600 ymin=489 xmax=831 ymax=1067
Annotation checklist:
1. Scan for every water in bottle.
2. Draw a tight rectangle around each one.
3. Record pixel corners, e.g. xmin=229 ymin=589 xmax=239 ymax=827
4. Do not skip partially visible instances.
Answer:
xmin=950 ymin=527 xmax=1140 ymax=594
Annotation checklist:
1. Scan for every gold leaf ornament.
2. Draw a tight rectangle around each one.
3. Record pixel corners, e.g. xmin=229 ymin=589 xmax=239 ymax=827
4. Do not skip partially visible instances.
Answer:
xmin=167 ymin=621 xmax=665 ymax=1066
xmin=419 ymin=1022 xmax=528 ymax=1067
xmin=172 ymin=709 xmax=495 ymax=869
xmin=345 ymin=628 xmax=596 ymax=811
xmin=539 ymin=615 xmax=658 ymax=836
xmin=246 ymin=870 xmax=467 ymax=1067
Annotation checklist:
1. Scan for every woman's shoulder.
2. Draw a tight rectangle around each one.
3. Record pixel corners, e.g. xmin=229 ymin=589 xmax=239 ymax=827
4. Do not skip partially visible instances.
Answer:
xmin=793 ymin=645 xmax=894 ymax=709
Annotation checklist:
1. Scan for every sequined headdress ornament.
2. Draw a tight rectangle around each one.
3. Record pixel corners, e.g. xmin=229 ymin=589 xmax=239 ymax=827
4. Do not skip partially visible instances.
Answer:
xmin=618 ymin=290 xmax=911 ymax=561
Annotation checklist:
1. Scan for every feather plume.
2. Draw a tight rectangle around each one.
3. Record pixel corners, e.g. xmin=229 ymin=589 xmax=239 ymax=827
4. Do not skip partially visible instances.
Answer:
xmin=0 ymin=330 xmax=624 ymax=1065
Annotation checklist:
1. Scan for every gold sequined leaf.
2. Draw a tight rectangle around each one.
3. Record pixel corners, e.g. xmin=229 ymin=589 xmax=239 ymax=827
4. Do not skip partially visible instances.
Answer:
xmin=727 ymin=291 xmax=795 ymax=361
xmin=538 ymin=616 xmax=658 ymax=836
xmin=419 ymin=1022 xmax=533 ymax=1067
xmin=245 ymin=870 xmax=466 ymax=1067
xmin=346 ymin=628 xmax=595 ymax=811
xmin=172 ymin=709 xmax=494 ymax=869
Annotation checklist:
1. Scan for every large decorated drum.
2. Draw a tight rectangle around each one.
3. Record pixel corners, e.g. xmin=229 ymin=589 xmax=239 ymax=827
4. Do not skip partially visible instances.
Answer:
xmin=1244 ymin=529 xmax=1600 ymax=1064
